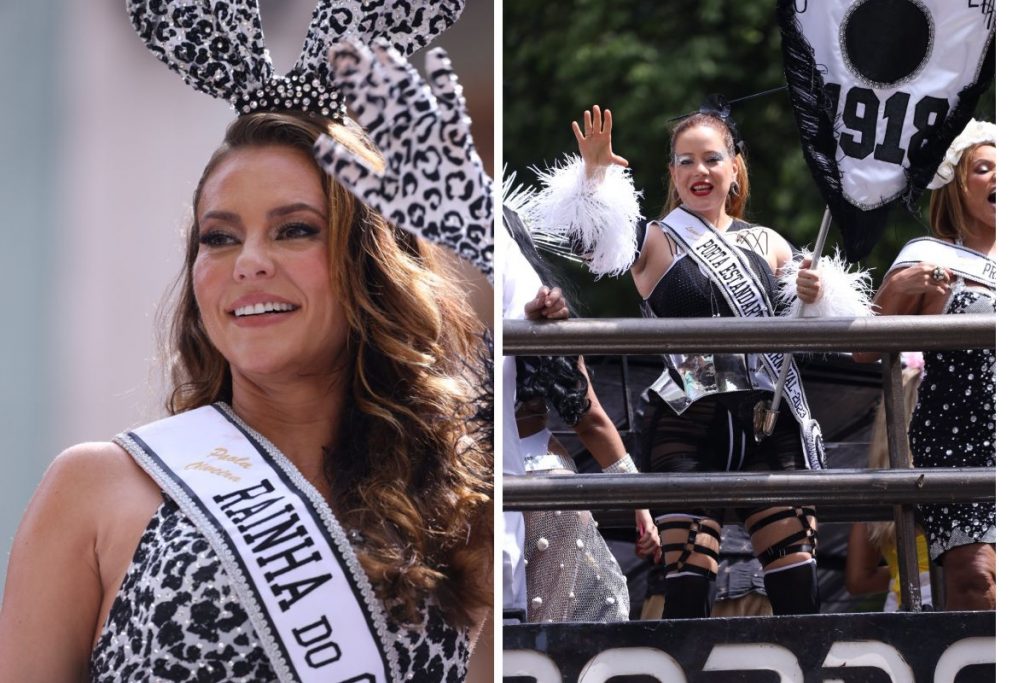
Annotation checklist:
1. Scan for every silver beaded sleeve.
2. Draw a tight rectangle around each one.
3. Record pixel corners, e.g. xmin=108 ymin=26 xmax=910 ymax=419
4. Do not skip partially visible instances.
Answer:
xmin=601 ymin=453 xmax=639 ymax=474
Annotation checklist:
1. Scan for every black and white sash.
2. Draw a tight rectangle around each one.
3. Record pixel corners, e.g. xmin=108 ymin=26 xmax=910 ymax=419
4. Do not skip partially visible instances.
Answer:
xmin=658 ymin=207 xmax=826 ymax=470
xmin=887 ymin=237 xmax=996 ymax=289
xmin=115 ymin=403 xmax=394 ymax=683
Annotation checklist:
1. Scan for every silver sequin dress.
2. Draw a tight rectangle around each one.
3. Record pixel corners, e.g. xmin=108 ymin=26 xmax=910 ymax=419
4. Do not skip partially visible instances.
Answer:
xmin=908 ymin=283 xmax=996 ymax=562
xmin=520 ymin=430 xmax=631 ymax=623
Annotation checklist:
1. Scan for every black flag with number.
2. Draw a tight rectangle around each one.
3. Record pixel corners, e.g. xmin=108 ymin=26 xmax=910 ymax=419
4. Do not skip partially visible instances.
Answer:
xmin=777 ymin=0 xmax=994 ymax=261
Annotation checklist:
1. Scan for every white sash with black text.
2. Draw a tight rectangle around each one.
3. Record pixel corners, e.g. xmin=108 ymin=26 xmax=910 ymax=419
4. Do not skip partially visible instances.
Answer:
xmin=658 ymin=207 xmax=826 ymax=470
xmin=887 ymin=237 xmax=996 ymax=289
xmin=115 ymin=403 xmax=394 ymax=683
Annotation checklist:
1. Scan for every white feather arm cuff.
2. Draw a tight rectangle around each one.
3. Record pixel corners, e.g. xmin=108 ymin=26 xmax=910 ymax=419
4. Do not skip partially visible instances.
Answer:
xmin=778 ymin=248 xmax=875 ymax=318
xmin=501 ymin=168 xmax=536 ymax=217
xmin=525 ymin=154 xmax=642 ymax=278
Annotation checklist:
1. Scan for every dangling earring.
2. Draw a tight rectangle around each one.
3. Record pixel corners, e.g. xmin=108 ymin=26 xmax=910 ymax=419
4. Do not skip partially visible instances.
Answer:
xmin=729 ymin=180 xmax=740 ymax=197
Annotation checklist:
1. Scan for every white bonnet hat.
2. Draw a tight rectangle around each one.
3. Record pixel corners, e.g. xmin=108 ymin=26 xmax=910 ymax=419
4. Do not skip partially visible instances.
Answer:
xmin=927 ymin=119 xmax=996 ymax=190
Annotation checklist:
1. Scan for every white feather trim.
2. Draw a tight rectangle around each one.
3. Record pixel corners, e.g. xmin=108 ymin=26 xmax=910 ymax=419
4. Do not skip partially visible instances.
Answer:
xmin=778 ymin=247 xmax=874 ymax=318
xmin=525 ymin=154 xmax=642 ymax=278
xmin=501 ymin=168 xmax=536 ymax=217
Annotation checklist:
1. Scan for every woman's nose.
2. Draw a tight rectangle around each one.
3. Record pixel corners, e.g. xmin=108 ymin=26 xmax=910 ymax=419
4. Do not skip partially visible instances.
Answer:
xmin=234 ymin=239 xmax=275 ymax=281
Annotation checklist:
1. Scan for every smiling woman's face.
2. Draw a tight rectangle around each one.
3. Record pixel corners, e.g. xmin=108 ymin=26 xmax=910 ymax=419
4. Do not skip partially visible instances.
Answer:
xmin=669 ymin=124 xmax=739 ymax=226
xmin=192 ymin=145 xmax=347 ymax=380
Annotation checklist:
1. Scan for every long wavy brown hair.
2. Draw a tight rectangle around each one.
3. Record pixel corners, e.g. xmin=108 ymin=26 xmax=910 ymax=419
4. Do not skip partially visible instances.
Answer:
xmin=164 ymin=112 xmax=492 ymax=627
xmin=660 ymin=113 xmax=750 ymax=221
xmin=929 ymin=142 xmax=995 ymax=243
xmin=865 ymin=367 xmax=922 ymax=550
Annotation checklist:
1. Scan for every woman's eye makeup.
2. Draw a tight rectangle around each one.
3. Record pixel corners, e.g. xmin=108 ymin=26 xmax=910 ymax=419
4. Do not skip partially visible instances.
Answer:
xmin=198 ymin=222 xmax=322 ymax=246
xmin=198 ymin=229 xmax=237 ymax=247
xmin=673 ymin=153 xmax=725 ymax=166
xmin=276 ymin=222 xmax=321 ymax=239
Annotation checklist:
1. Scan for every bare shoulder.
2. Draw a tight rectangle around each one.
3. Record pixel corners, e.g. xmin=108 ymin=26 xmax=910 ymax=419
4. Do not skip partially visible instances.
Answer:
xmin=728 ymin=223 xmax=776 ymax=260
xmin=0 ymin=442 xmax=161 ymax=679
xmin=757 ymin=225 xmax=801 ymax=271
xmin=761 ymin=225 xmax=796 ymax=254
xmin=637 ymin=221 xmax=669 ymax=258
xmin=53 ymin=440 xmax=164 ymax=546
xmin=22 ymin=441 xmax=161 ymax=558
xmin=49 ymin=441 xmax=158 ymax=496
xmin=31 ymin=442 xmax=132 ymax=524
xmin=633 ymin=222 xmax=678 ymax=298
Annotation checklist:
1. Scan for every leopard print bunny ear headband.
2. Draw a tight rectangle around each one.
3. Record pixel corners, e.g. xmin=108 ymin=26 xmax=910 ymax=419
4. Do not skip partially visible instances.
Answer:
xmin=127 ymin=0 xmax=465 ymax=123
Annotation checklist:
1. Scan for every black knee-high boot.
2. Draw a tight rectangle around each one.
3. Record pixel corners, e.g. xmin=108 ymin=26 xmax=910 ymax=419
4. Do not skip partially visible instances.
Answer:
xmin=662 ymin=574 xmax=714 ymax=619
xmin=764 ymin=560 xmax=819 ymax=615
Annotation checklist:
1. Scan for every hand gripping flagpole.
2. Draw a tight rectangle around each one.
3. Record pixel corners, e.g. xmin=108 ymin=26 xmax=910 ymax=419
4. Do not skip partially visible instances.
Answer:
xmin=756 ymin=207 xmax=832 ymax=440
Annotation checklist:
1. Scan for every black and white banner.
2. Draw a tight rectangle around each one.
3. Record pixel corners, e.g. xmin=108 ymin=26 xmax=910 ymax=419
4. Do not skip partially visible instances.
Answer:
xmin=117 ymin=403 xmax=393 ymax=683
xmin=778 ymin=0 xmax=995 ymax=261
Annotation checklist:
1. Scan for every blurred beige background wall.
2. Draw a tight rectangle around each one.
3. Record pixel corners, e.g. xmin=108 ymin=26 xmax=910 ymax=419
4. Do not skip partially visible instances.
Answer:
xmin=0 ymin=0 xmax=492 ymax=596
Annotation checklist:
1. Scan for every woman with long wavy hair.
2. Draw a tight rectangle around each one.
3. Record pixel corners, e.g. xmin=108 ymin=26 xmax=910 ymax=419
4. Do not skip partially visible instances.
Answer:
xmin=0 ymin=39 xmax=492 ymax=683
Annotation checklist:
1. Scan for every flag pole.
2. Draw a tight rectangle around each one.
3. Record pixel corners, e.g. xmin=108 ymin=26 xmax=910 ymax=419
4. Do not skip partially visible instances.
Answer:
xmin=757 ymin=206 xmax=832 ymax=440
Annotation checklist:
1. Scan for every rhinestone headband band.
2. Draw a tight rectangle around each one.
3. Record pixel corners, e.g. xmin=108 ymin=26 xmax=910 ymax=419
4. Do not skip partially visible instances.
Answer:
xmin=128 ymin=0 xmax=465 ymax=123
xmin=236 ymin=72 xmax=344 ymax=121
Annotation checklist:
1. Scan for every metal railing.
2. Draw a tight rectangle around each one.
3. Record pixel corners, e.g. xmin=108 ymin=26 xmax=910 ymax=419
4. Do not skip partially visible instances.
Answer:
xmin=504 ymin=314 xmax=996 ymax=613
xmin=504 ymin=314 xmax=994 ymax=355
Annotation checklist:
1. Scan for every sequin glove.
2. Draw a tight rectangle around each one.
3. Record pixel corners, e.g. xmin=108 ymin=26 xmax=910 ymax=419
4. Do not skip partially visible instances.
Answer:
xmin=314 ymin=38 xmax=494 ymax=281
xmin=601 ymin=454 xmax=639 ymax=474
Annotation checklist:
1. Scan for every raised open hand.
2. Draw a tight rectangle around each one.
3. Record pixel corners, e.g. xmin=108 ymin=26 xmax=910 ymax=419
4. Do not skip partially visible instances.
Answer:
xmin=572 ymin=105 xmax=629 ymax=180
xmin=313 ymin=38 xmax=493 ymax=281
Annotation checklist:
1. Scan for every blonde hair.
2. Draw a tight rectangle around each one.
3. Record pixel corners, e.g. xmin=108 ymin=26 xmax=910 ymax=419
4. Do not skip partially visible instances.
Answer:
xmin=865 ymin=367 xmax=922 ymax=549
xmin=929 ymin=143 xmax=995 ymax=242
xmin=165 ymin=112 xmax=492 ymax=626
xmin=660 ymin=113 xmax=750 ymax=220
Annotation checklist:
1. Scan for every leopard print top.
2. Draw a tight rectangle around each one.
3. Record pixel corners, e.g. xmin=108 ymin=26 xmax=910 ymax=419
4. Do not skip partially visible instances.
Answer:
xmin=89 ymin=498 xmax=470 ymax=682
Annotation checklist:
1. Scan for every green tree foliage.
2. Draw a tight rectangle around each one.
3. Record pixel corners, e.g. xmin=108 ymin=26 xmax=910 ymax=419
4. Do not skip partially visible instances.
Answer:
xmin=504 ymin=0 xmax=995 ymax=316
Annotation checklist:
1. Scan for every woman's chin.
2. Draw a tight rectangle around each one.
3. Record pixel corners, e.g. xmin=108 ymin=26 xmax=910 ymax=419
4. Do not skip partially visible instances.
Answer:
xmin=682 ymin=201 xmax=725 ymax=224
xmin=227 ymin=356 xmax=302 ymax=383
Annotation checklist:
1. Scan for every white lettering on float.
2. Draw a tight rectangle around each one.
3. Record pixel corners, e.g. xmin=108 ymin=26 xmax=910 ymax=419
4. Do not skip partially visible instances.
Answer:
xmin=505 ymin=638 xmax=995 ymax=682
xmin=703 ymin=643 xmax=803 ymax=683
xmin=579 ymin=648 xmax=686 ymax=683
xmin=503 ymin=650 xmax=561 ymax=683
xmin=507 ymin=638 xmax=995 ymax=679
xmin=821 ymin=641 xmax=912 ymax=682
xmin=933 ymin=637 xmax=995 ymax=683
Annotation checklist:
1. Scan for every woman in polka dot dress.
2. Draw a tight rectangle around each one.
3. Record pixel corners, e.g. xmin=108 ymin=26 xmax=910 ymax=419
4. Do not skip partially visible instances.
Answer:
xmin=857 ymin=120 xmax=996 ymax=610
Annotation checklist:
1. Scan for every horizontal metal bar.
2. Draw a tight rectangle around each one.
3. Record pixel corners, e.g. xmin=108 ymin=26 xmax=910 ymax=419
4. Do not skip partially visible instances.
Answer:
xmin=594 ymin=504 xmax=904 ymax=528
xmin=503 ymin=315 xmax=995 ymax=355
xmin=503 ymin=468 xmax=994 ymax=511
